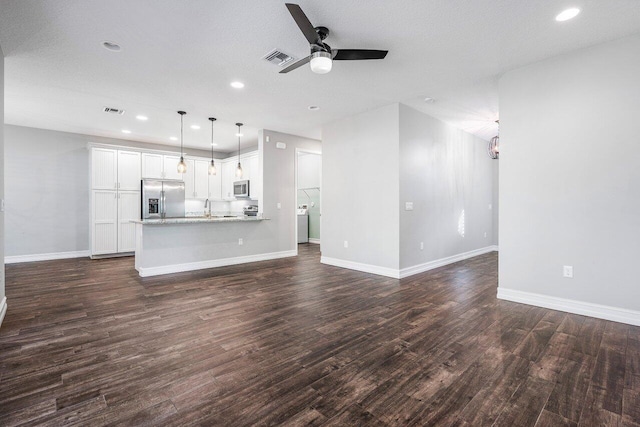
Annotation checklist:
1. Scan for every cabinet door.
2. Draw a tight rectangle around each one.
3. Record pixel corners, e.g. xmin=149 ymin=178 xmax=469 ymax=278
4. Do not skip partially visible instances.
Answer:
xmin=92 ymin=190 xmax=118 ymax=254
xmin=117 ymin=150 xmax=141 ymax=190
xmin=118 ymin=191 xmax=140 ymax=252
xmin=141 ymin=153 xmax=163 ymax=179
xmin=183 ymin=159 xmax=196 ymax=198
xmin=208 ymin=161 xmax=222 ymax=200
xmin=163 ymin=155 xmax=183 ymax=181
xmin=221 ymin=160 xmax=236 ymax=200
xmin=194 ymin=160 xmax=209 ymax=199
xmin=91 ymin=148 xmax=117 ymax=190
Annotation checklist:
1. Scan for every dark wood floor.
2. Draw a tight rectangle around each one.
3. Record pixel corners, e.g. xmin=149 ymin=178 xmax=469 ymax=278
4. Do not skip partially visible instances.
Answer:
xmin=0 ymin=245 xmax=638 ymax=426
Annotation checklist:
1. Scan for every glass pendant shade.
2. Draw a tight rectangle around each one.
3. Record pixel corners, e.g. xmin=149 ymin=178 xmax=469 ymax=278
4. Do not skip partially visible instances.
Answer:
xmin=208 ymin=160 xmax=217 ymax=175
xmin=235 ymin=163 xmax=243 ymax=177
xmin=177 ymin=156 xmax=187 ymax=173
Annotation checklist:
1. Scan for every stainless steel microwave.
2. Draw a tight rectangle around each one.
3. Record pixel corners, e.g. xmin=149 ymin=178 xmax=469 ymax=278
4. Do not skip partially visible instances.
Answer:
xmin=233 ymin=180 xmax=250 ymax=198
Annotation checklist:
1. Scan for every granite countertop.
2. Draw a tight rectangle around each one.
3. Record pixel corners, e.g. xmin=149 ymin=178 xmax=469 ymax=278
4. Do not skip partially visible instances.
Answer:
xmin=131 ymin=216 xmax=267 ymax=225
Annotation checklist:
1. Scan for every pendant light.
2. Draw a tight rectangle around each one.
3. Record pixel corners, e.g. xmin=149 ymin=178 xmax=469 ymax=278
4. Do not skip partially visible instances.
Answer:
xmin=235 ymin=122 xmax=243 ymax=178
xmin=488 ymin=120 xmax=499 ymax=160
xmin=177 ymin=111 xmax=187 ymax=173
xmin=208 ymin=117 xmax=217 ymax=175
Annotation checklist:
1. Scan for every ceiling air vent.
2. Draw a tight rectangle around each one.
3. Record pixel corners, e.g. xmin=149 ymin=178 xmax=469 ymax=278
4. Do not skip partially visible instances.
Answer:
xmin=263 ymin=49 xmax=295 ymax=67
xmin=103 ymin=106 xmax=125 ymax=115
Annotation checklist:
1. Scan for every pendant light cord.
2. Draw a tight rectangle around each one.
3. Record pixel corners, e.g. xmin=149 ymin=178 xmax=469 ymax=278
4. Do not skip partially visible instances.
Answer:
xmin=180 ymin=114 xmax=184 ymax=157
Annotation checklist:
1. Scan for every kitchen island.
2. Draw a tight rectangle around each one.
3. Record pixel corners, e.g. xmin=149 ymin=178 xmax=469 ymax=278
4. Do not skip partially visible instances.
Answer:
xmin=132 ymin=216 xmax=295 ymax=277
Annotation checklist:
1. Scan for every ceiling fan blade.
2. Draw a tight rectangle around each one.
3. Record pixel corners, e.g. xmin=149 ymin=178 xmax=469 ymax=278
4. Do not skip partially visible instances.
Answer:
xmin=279 ymin=55 xmax=312 ymax=74
xmin=332 ymin=49 xmax=388 ymax=61
xmin=285 ymin=3 xmax=320 ymax=45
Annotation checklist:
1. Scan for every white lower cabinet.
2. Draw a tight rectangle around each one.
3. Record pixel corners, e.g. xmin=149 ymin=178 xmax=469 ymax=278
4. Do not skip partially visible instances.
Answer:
xmin=92 ymin=190 xmax=118 ymax=255
xmin=117 ymin=191 xmax=140 ymax=252
xmin=92 ymin=190 xmax=140 ymax=256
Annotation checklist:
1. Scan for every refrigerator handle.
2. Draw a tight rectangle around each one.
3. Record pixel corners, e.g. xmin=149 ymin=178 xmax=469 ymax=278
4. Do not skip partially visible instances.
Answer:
xmin=161 ymin=190 xmax=166 ymax=217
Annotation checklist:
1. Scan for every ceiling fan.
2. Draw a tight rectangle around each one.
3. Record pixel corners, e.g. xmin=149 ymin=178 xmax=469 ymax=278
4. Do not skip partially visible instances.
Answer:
xmin=280 ymin=3 xmax=388 ymax=75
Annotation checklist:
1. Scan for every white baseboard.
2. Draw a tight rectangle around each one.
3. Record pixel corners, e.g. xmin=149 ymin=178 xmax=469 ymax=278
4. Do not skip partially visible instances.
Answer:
xmin=0 ymin=297 xmax=7 ymax=329
xmin=5 ymin=250 xmax=90 ymax=264
xmin=399 ymin=245 xmax=498 ymax=279
xmin=308 ymin=238 xmax=321 ymax=245
xmin=497 ymin=288 xmax=640 ymax=327
xmin=321 ymin=245 xmax=498 ymax=279
xmin=137 ymin=250 xmax=298 ymax=277
xmin=320 ymin=257 xmax=401 ymax=278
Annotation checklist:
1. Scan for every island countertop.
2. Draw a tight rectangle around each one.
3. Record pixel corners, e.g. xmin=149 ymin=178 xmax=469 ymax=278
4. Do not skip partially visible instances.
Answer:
xmin=131 ymin=216 xmax=267 ymax=225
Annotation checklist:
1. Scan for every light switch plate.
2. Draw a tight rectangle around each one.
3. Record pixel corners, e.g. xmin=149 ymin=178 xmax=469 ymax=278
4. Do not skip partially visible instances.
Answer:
xmin=563 ymin=265 xmax=573 ymax=278
xmin=405 ymin=202 xmax=414 ymax=211
xmin=277 ymin=203 xmax=281 ymax=209
xmin=276 ymin=142 xmax=286 ymax=149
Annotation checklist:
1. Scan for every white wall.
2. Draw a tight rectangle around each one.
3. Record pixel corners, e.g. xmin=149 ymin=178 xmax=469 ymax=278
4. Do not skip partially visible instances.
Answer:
xmin=3 ymin=125 xmax=221 ymax=258
xmin=322 ymin=104 xmax=401 ymax=272
xmin=0 ymin=44 xmax=6 ymax=324
xmin=399 ymin=104 xmax=496 ymax=270
xmin=259 ymin=129 xmax=322 ymax=252
xmin=499 ymin=34 xmax=640 ymax=316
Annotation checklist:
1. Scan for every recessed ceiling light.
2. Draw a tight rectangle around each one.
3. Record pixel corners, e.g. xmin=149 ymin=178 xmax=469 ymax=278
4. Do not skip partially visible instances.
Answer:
xmin=308 ymin=105 xmax=320 ymax=111
xmin=230 ymin=81 xmax=245 ymax=89
xmin=121 ymin=129 xmax=131 ymax=134
xmin=136 ymin=115 xmax=148 ymax=121
xmin=169 ymin=136 xmax=178 ymax=141
xmin=424 ymin=97 xmax=436 ymax=103
xmin=102 ymin=41 xmax=121 ymax=52
xmin=190 ymin=125 xmax=200 ymax=130
xmin=555 ymin=8 xmax=580 ymax=21
xmin=235 ymin=133 xmax=244 ymax=137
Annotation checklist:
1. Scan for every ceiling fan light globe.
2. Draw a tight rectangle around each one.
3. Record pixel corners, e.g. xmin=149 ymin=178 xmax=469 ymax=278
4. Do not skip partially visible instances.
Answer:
xmin=310 ymin=51 xmax=332 ymax=74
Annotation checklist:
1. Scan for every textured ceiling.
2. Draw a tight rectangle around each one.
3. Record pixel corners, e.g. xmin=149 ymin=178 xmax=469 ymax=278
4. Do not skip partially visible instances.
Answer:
xmin=1 ymin=0 xmax=640 ymax=152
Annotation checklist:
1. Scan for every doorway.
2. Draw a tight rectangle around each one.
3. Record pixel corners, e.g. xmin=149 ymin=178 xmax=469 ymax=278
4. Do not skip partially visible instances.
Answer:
xmin=295 ymin=150 xmax=321 ymax=247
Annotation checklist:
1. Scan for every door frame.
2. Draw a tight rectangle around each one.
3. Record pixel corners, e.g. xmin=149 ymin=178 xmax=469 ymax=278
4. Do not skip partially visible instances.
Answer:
xmin=294 ymin=148 xmax=322 ymax=249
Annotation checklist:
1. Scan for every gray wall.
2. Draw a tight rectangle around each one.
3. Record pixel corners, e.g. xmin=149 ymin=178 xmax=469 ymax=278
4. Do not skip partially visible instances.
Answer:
xmin=259 ymin=129 xmax=322 ymax=252
xmin=399 ymin=104 xmax=496 ymax=269
xmin=499 ymin=34 xmax=640 ymax=311
xmin=322 ymin=103 xmax=401 ymax=270
xmin=1 ymin=44 xmax=5 ymax=308
xmin=4 ymin=125 xmax=223 ymax=257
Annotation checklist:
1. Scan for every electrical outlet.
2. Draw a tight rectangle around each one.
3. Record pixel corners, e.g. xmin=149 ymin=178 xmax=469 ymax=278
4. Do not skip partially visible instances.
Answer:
xmin=238 ymin=238 xmax=243 ymax=246
xmin=0 ymin=199 xmax=4 ymax=212
xmin=344 ymin=240 xmax=349 ymax=248
xmin=405 ymin=202 xmax=414 ymax=211
xmin=563 ymin=265 xmax=573 ymax=278
xmin=266 ymin=136 xmax=270 ymax=142
xmin=277 ymin=203 xmax=281 ymax=209
xmin=484 ymin=232 xmax=487 ymax=238
xmin=420 ymin=242 xmax=424 ymax=250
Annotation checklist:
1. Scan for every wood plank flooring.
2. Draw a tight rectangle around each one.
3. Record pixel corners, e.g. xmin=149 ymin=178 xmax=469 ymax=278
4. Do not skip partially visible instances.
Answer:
xmin=1 ymin=244 xmax=639 ymax=426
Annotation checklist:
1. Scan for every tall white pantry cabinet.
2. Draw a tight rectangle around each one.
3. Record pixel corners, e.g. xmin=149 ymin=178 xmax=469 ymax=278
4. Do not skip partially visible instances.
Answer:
xmin=90 ymin=147 xmax=141 ymax=256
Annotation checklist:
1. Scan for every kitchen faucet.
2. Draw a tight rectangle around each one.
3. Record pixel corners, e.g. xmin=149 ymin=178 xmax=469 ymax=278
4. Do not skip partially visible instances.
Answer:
xmin=204 ymin=199 xmax=211 ymax=218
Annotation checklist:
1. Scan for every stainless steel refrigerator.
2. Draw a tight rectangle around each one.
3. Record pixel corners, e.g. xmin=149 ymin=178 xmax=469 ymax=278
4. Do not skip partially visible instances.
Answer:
xmin=141 ymin=179 xmax=185 ymax=219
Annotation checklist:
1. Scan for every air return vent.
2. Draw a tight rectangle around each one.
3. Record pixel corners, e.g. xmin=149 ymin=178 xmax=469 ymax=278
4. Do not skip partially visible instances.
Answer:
xmin=103 ymin=106 xmax=125 ymax=115
xmin=263 ymin=49 xmax=295 ymax=67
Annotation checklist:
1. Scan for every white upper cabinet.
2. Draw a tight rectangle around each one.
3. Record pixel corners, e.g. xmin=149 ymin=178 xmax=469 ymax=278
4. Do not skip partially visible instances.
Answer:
xmin=117 ymin=150 xmax=141 ymax=190
xmin=163 ymin=155 xmax=183 ymax=180
xmin=92 ymin=148 xmax=118 ymax=190
xmin=221 ymin=160 xmax=236 ymax=200
xmin=141 ymin=153 xmax=164 ymax=179
xmin=194 ymin=160 xmax=209 ymax=199
xmin=182 ymin=159 xmax=196 ymax=198
xmin=208 ymin=163 xmax=222 ymax=200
